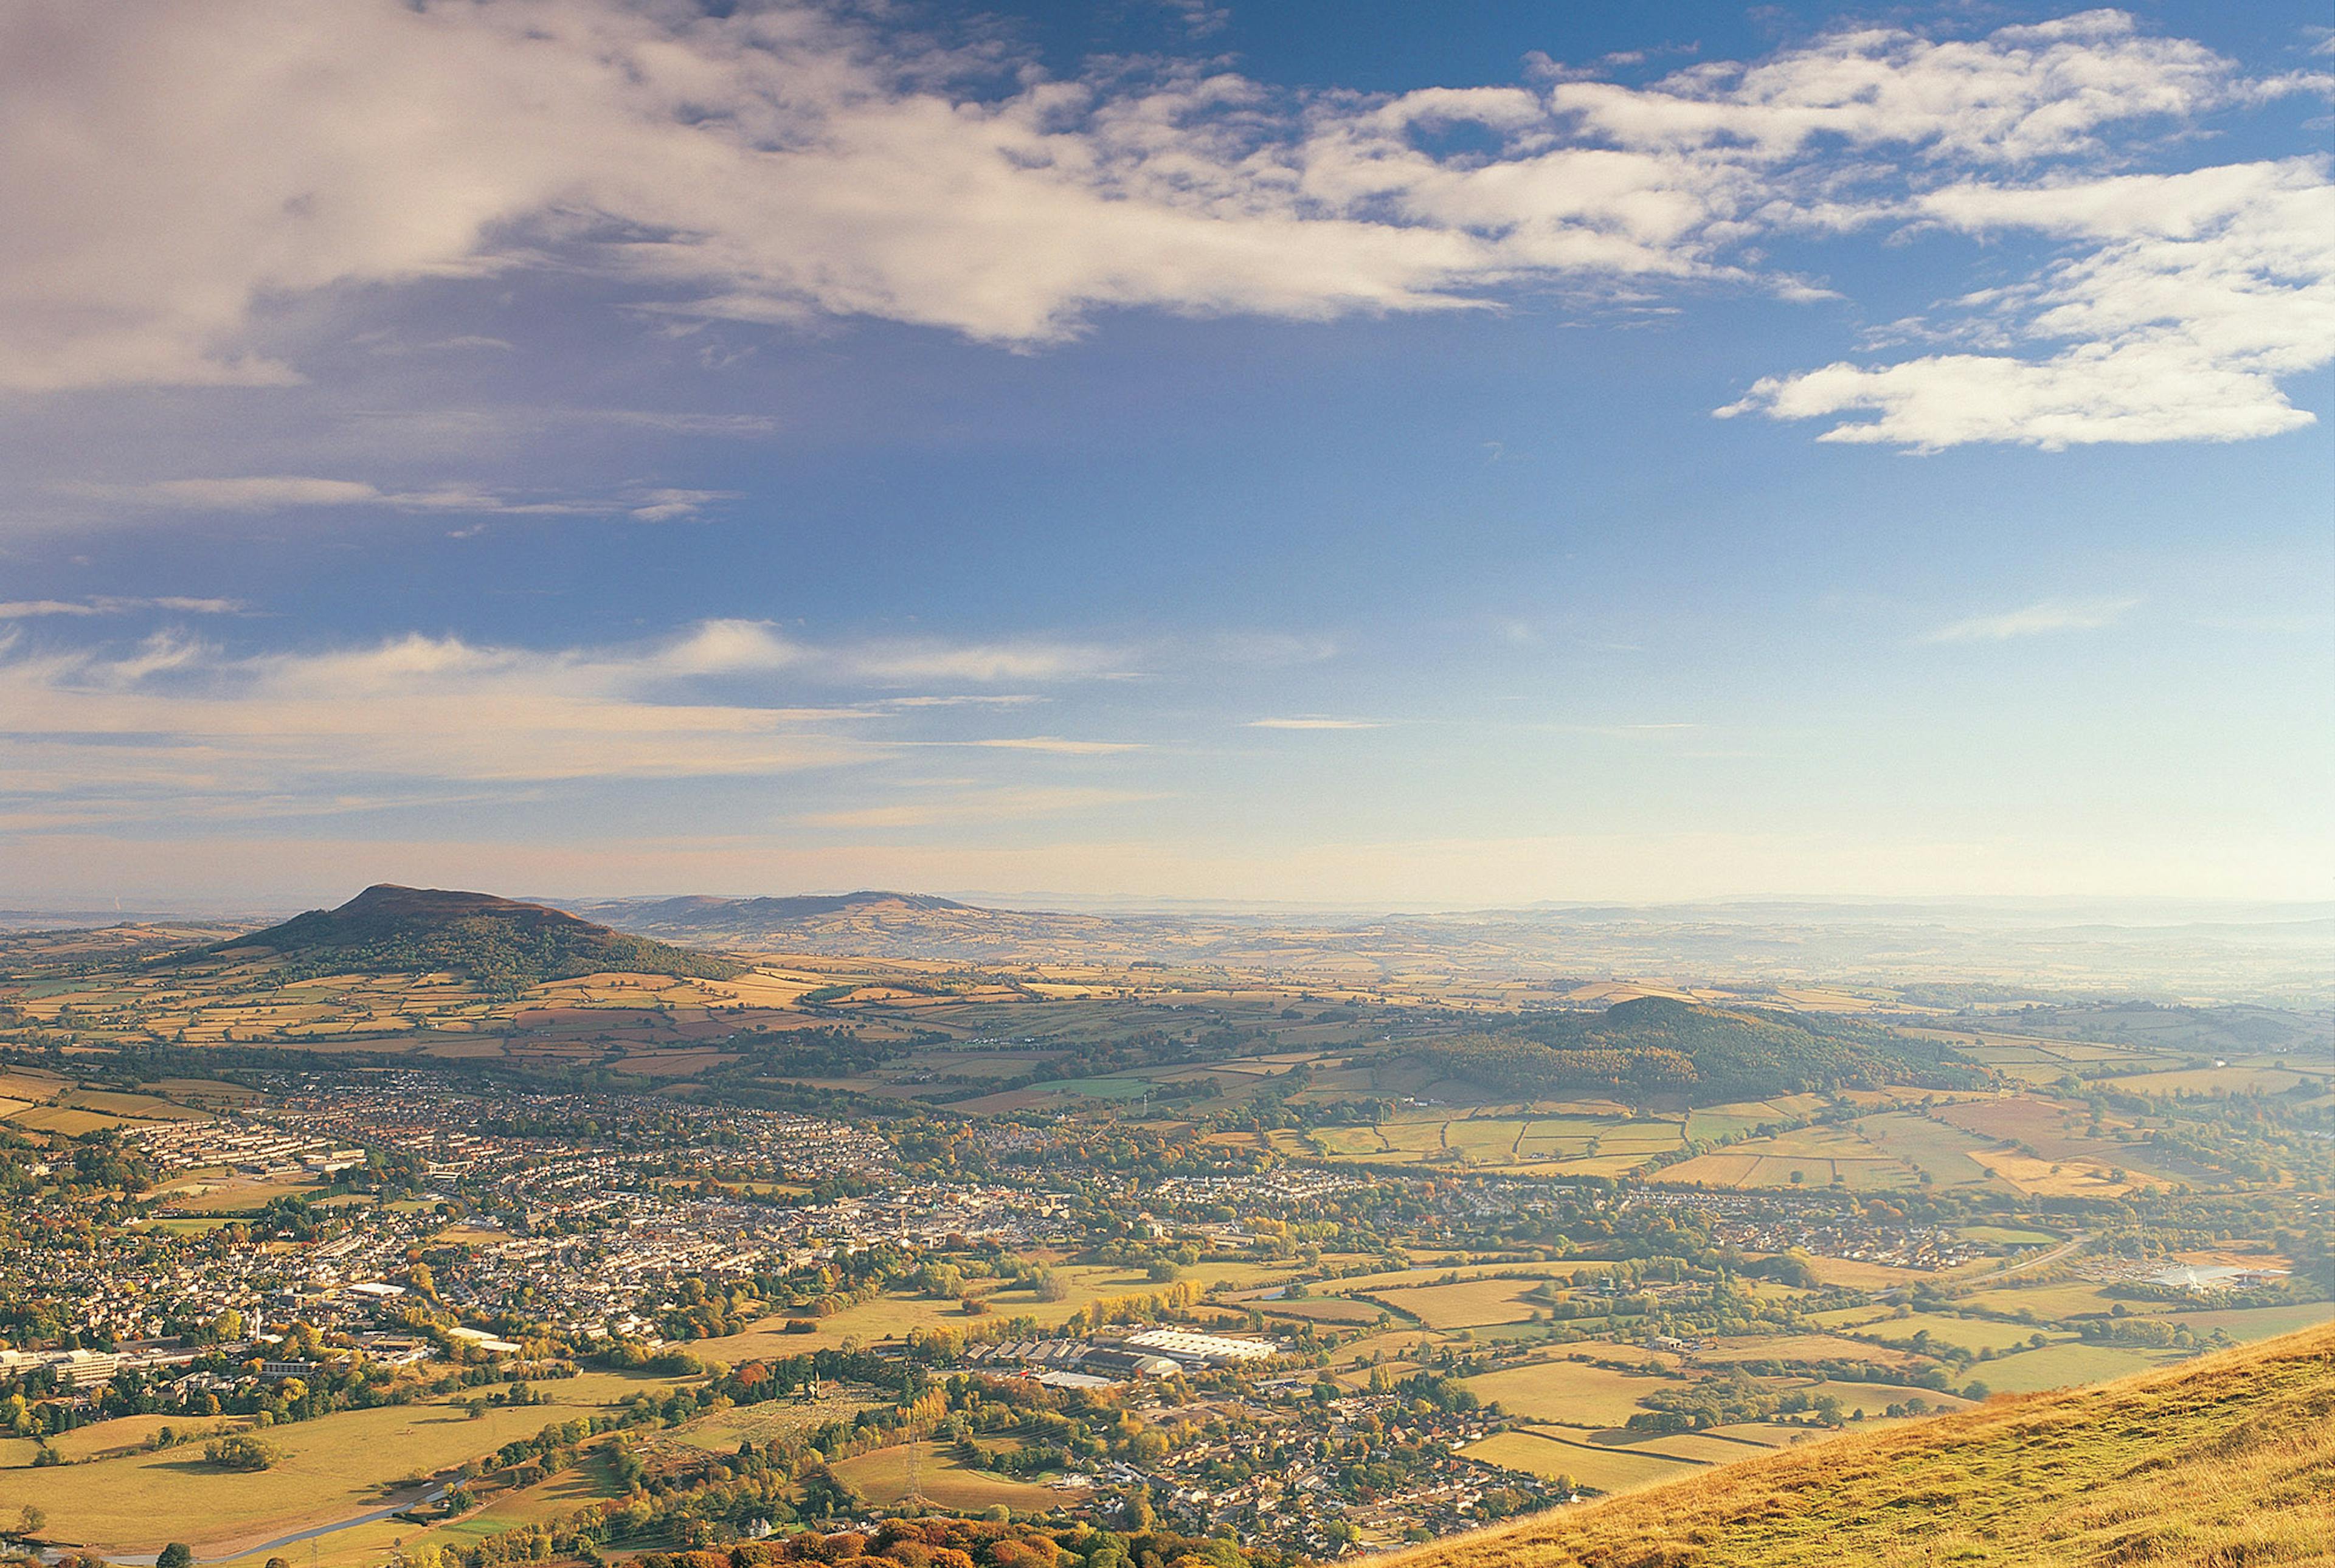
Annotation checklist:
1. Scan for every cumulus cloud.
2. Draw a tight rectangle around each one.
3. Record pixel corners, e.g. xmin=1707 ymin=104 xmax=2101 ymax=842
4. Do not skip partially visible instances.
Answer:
xmin=1925 ymin=596 xmax=2142 ymax=642
xmin=0 ymin=2 xmax=2321 ymax=449
xmin=1725 ymin=159 xmax=2335 ymax=447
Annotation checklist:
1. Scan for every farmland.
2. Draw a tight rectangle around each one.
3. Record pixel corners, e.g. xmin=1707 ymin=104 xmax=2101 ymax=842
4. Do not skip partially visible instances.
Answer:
xmin=3 ymin=1369 xmax=691 ymax=1556
xmin=1 ymin=902 xmax=2328 ymax=1563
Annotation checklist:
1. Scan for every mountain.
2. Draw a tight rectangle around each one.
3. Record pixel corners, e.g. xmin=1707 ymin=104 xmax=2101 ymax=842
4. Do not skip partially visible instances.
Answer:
xmin=1410 ymin=996 xmax=1991 ymax=1100
xmin=193 ymin=884 xmax=743 ymax=992
xmin=1396 ymin=1322 xmax=2334 ymax=1568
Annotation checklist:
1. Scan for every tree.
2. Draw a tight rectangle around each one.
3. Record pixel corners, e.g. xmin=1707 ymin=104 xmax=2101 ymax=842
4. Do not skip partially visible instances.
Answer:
xmin=204 ymin=1434 xmax=283 ymax=1471
xmin=158 ymin=1546 xmax=196 ymax=1568
xmin=16 ymin=1505 xmax=46 ymax=1536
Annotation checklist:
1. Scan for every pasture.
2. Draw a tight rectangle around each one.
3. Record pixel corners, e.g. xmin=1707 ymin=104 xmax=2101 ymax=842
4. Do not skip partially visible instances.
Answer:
xmin=1971 ymin=1341 xmax=2188 ymax=1393
xmin=1853 ymin=1313 xmax=2064 ymax=1354
xmin=1464 ymin=1357 xmax=1686 ymax=1428
xmin=1462 ymin=1429 xmax=1703 ymax=1494
xmin=832 ymin=1443 xmax=1062 ymax=1511
xmin=3 ymin=1368 xmax=689 ymax=1554
xmin=1371 ymin=1277 xmax=1552 ymax=1329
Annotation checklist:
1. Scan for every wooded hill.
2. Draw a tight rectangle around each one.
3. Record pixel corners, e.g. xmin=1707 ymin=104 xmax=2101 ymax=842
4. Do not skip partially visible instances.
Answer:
xmin=1388 ymin=1321 xmax=2335 ymax=1568
xmin=188 ymin=883 xmax=744 ymax=993
xmin=1410 ymin=996 xmax=1993 ymax=1101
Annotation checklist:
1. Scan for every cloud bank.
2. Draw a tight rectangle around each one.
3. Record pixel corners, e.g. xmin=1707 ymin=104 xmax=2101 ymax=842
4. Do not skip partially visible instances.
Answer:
xmin=0 ymin=2 xmax=2325 ymax=448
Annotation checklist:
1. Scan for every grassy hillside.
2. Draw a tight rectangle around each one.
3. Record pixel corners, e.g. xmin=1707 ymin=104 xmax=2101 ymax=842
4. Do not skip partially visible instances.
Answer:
xmin=190 ymin=884 xmax=743 ymax=993
xmin=1413 ymin=997 xmax=1991 ymax=1102
xmin=1397 ymin=1322 xmax=2334 ymax=1568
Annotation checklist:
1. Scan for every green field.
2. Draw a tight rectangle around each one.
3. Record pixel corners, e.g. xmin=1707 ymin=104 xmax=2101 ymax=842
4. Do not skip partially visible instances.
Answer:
xmin=1463 ymin=1428 xmax=1704 ymax=1494
xmin=1956 ymin=1224 xmax=2063 ymax=1245
xmin=1971 ymin=1341 xmax=2188 ymax=1393
xmin=1464 ymin=1358 xmax=1684 ymax=1429
xmin=1373 ymin=1277 xmax=1552 ymax=1328
xmin=1854 ymin=1312 xmax=2065 ymax=1355
xmin=4 ymin=1369 xmax=688 ymax=1554
xmin=832 ymin=1442 xmax=1062 ymax=1511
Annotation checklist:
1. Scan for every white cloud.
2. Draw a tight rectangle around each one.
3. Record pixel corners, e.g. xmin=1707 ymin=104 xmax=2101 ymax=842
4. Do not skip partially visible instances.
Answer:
xmin=1549 ymin=11 xmax=2238 ymax=164
xmin=83 ymin=477 xmax=388 ymax=509
xmin=63 ymin=475 xmax=740 ymax=520
xmin=1 ymin=1 xmax=2319 ymax=451
xmin=0 ymin=595 xmax=243 ymax=618
xmin=1925 ymin=596 xmax=2142 ymax=642
xmin=1725 ymin=159 xmax=2335 ymax=448
xmin=966 ymin=736 xmax=1146 ymax=755
xmin=651 ymin=619 xmax=806 ymax=677
xmin=0 ymin=620 xmax=1150 ymax=823
xmin=846 ymin=641 xmax=1133 ymax=684
xmin=1247 ymin=717 xmax=1385 ymax=730
xmin=628 ymin=488 xmax=739 ymax=523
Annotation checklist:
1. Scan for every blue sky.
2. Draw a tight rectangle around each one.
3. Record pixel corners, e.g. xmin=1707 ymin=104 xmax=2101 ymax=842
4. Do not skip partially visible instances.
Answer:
xmin=1 ymin=0 xmax=2328 ymax=908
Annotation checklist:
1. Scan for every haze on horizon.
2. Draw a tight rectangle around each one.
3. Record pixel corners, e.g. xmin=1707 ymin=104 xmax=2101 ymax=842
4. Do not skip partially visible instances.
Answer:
xmin=2 ymin=0 xmax=2330 ymax=910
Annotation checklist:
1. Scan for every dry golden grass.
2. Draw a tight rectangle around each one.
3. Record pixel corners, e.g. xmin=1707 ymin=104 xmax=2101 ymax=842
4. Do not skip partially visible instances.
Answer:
xmin=1391 ymin=1322 xmax=2335 ymax=1568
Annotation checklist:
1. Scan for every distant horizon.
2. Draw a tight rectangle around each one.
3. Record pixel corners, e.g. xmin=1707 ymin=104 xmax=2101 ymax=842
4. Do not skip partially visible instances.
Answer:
xmin=7 ymin=881 xmax=2331 ymax=927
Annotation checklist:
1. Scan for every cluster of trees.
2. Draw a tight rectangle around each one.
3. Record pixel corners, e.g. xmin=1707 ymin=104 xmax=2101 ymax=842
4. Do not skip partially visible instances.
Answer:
xmin=202 ymin=1432 xmax=283 ymax=1470
xmin=1625 ymin=1371 xmax=1849 ymax=1432
xmin=1411 ymin=998 xmax=1993 ymax=1103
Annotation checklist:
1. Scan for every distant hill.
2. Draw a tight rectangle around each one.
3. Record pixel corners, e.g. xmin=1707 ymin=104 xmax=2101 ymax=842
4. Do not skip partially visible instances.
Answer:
xmin=1388 ymin=1322 xmax=2334 ymax=1568
xmin=1411 ymin=996 xmax=1990 ymax=1100
xmin=615 ymin=890 xmax=972 ymax=926
xmin=193 ymin=884 xmax=743 ymax=993
xmin=578 ymin=889 xmax=1123 ymax=959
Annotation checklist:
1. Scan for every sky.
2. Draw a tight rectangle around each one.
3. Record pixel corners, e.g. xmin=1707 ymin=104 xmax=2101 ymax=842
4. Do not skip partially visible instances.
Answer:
xmin=1 ymin=0 xmax=2330 ymax=911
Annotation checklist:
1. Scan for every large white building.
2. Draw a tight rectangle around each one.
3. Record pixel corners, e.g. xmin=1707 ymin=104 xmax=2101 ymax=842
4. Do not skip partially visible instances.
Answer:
xmin=1124 ymin=1328 xmax=1281 ymax=1365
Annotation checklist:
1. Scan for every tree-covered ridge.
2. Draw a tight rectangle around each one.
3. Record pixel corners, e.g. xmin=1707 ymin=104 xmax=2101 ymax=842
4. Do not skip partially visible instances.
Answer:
xmin=1411 ymin=996 xmax=1990 ymax=1101
xmin=187 ymin=884 xmax=744 ymax=993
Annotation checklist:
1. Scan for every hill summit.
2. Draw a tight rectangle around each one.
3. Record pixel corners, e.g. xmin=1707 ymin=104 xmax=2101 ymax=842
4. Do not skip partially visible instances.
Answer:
xmin=199 ymin=883 xmax=743 ymax=992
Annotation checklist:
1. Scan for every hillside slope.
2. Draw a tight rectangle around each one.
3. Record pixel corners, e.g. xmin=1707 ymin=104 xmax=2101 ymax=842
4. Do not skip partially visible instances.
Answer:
xmin=1411 ymin=996 xmax=1991 ymax=1100
xmin=1403 ymin=1323 xmax=2334 ymax=1568
xmin=193 ymin=884 xmax=743 ymax=992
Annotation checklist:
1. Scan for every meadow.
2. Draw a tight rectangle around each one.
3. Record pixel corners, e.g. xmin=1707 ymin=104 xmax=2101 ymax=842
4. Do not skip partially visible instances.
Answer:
xmin=4 ymin=1368 xmax=690 ymax=1556
xmin=832 ymin=1442 xmax=1063 ymax=1511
